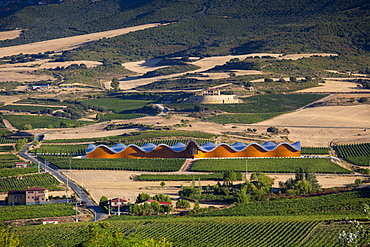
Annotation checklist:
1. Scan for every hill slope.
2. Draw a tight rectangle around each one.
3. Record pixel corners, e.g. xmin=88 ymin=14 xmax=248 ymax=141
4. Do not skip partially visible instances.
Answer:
xmin=0 ymin=0 xmax=369 ymax=59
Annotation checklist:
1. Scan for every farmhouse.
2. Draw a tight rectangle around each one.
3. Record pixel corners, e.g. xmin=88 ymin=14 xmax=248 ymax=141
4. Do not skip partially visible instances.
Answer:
xmin=109 ymin=198 xmax=127 ymax=208
xmin=85 ymin=140 xmax=301 ymax=159
xmin=8 ymin=186 xmax=49 ymax=205
xmin=187 ymin=88 xmax=242 ymax=104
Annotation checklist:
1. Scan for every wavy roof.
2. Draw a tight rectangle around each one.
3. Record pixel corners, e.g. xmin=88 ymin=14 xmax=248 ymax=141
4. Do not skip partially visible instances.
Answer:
xmin=86 ymin=141 xmax=301 ymax=154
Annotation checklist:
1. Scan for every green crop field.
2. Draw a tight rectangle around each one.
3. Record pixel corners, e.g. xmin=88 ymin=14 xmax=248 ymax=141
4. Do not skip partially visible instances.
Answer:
xmin=2 ymin=115 xmax=93 ymax=129
xmin=167 ymin=94 xmax=325 ymax=114
xmin=33 ymin=144 xmax=88 ymax=156
xmin=10 ymin=190 xmax=370 ymax=246
xmin=0 ymin=145 xmax=14 ymax=152
xmin=206 ymin=113 xmax=282 ymax=124
xmin=137 ymin=173 xmax=242 ymax=181
xmin=42 ymin=130 xmax=216 ymax=144
xmin=199 ymin=190 xmax=370 ymax=218
xmin=0 ymin=173 xmax=62 ymax=192
xmin=0 ymin=167 xmax=38 ymax=178
xmin=43 ymin=157 xmax=185 ymax=172
xmin=0 ymin=203 xmax=75 ymax=222
xmin=335 ymin=143 xmax=370 ymax=166
xmin=301 ymin=147 xmax=330 ymax=155
xmin=191 ymin=158 xmax=352 ymax=174
xmin=99 ymin=113 xmax=147 ymax=121
xmin=15 ymin=99 xmax=69 ymax=106
xmin=0 ymin=105 xmax=63 ymax=113
xmin=82 ymin=98 xmax=153 ymax=113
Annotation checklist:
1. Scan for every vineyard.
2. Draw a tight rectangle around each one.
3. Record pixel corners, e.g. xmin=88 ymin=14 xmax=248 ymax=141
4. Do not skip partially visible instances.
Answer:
xmin=99 ymin=113 xmax=147 ymax=121
xmin=82 ymin=98 xmax=153 ymax=113
xmin=43 ymin=156 xmax=185 ymax=172
xmin=0 ymin=145 xmax=13 ymax=152
xmin=0 ymin=203 xmax=75 ymax=221
xmin=33 ymin=144 xmax=88 ymax=156
xmin=191 ymin=158 xmax=352 ymax=174
xmin=10 ymin=190 xmax=370 ymax=246
xmin=335 ymin=143 xmax=370 ymax=166
xmin=0 ymin=167 xmax=38 ymax=178
xmin=42 ymin=130 xmax=216 ymax=144
xmin=14 ymin=216 xmax=357 ymax=247
xmin=206 ymin=113 xmax=282 ymax=124
xmin=167 ymin=94 xmax=325 ymax=113
xmin=0 ymin=153 xmax=23 ymax=168
xmin=301 ymin=147 xmax=330 ymax=155
xmin=2 ymin=115 xmax=93 ymax=129
xmin=15 ymin=98 xmax=70 ymax=106
xmin=0 ymin=105 xmax=63 ymax=113
xmin=0 ymin=173 xmax=63 ymax=192
xmin=136 ymin=173 xmax=242 ymax=181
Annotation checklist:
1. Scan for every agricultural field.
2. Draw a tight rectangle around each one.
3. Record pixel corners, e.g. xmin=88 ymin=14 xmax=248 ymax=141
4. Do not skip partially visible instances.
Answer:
xmin=167 ymin=94 xmax=326 ymax=114
xmin=0 ymin=153 xmax=23 ymax=168
xmin=301 ymin=147 xmax=330 ymax=155
xmin=206 ymin=113 xmax=282 ymax=124
xmin=0 ymin=167 xmax=38 ymax=178
xmin=43 ymin=130 xmax=216 ymax=144
xmin=191 ymin=158 xmax=352 ymax=174
xmin=43 ymin=157 xmax=185 ymax=172
xmin=33 ymin=145 xmax=88 ymax=156
xmin=2 ymin=115 xmax=93 ymax=129
xmin=0 ymin=105 xmax=63 ymax=113
xmin=200 ymin=190 xmax=370 ymax=218
xmin=0 ymin=145 xmax=14 ymax=152
xmin=15 ymin=98 xmax=70 ymax=106
xmin=136 ymin=173 xmax=242 ymax=181
xmin=335 ymin=143 xmax=370 ymax=166
xmin=0 ymin=203 xmax=76 ymax=222
xmin=0 ymin=173 xmax=63 ymax=192
xmin=98 ymin=113 xmax=147 ymax=121
xmin=82 ymin=98 xmax=153 ymax=113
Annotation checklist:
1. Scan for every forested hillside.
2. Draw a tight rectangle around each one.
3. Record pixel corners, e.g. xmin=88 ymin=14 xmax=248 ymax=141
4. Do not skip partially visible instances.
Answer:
xmin=0 ymin=0 xmax=369 ymax=60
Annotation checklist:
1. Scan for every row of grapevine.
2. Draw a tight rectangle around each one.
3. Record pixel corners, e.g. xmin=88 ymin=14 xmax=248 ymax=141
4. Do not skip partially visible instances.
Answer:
xmin=0 ymin=137 xmax=16 ymax=144
xmin=14 ymin=216 xmax=351 ymax=247
xmin=335 ymin=143 xmax=370 ymax=158
xmin=0 ymin=167 xmax=38 ymax=178
xmin=191 ymin=158 xmax=352 ymax=174
xmin=0 ymin=203 xmax=75 ymax=222
xmin=334 ymin=143 xmax=370 ymax=166
xmin=33 ymin=144 xmax=87 ymax=156
xmin=42 ymin=156 xmax=185 ymax=172
xmin=201 ymin=190 xmax=370 ymax=218
xmin=301 ymin=147 xmax=330 ymax=155
xmin=133 ymin=219 xmax=321 ymax=246
xmin=0 ymin=173 xmax=62 ymax=192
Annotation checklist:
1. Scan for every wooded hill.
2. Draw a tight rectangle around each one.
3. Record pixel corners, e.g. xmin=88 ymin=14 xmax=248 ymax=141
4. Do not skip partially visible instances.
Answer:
xmin=0 ymin=0 xmax=369 ymax=61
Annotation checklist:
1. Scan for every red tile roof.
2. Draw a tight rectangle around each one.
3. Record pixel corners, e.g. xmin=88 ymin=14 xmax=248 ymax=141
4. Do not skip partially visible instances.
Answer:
xmin=26 ymin=186 xmax=48 ymax=191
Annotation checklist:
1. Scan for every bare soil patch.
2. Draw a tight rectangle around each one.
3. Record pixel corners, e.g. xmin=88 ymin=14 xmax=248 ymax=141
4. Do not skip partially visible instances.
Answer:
xmin=0 ymin=30 xmax=22 ymax=41
xmin=297 ymin=78 xmax=370 ymax=93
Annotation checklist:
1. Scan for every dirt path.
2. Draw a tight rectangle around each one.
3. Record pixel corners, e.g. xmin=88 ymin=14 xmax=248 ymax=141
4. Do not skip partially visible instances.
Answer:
xmin=3 ymin=119 xmax=18 ymax=133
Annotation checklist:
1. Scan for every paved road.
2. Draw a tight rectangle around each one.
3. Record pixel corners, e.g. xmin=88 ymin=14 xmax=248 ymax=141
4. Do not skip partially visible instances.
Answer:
xmin=20 ymin=133 xmax=106 ymax=221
